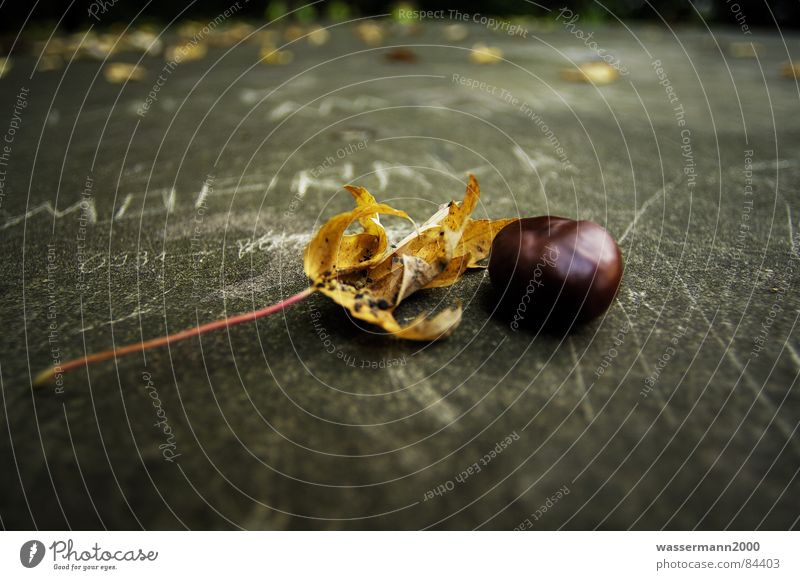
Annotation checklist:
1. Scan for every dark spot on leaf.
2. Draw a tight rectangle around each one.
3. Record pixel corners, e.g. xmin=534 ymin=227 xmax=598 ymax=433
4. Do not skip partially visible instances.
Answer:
xmin=377 ymin=299 xmax=390 ymax=310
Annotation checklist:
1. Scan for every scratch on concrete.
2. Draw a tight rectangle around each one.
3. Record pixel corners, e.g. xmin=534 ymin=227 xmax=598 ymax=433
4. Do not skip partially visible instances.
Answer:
xmin=162 ymin=187 xmax=176 ymax=213
xmin=618 ymin=180 xmax=673 ymax=244
xmin=114 ymin=193 xmax=133 ymax=220
xmin=569 ymin=339 xmax=595 ymax=422
xmin=2 ymin=198 xmax=98 ymax=230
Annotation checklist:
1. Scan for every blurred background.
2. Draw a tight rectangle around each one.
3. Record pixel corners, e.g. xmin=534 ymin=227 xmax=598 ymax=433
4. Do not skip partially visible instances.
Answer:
xmin=1 ymin=0 xmax=797 ymax=531
xmin=1 ymin=0 xmax=799 ymax=35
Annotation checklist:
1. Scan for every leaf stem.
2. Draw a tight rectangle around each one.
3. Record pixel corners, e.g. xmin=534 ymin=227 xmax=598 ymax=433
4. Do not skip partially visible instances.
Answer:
xmin=33 ymin=286 xmax=316 ymax=387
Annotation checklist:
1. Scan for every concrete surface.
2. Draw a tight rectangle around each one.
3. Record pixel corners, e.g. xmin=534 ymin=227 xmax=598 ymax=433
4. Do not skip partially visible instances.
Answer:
xmin=0 ymin=18 xmax=798 ymax=529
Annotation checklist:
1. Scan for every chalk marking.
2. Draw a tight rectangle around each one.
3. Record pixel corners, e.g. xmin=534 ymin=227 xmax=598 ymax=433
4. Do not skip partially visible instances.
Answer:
xmin=114 ymin=194 xmax=133 ymax=220
xmin=1 ymin=199 xmax=97 ymax=230
xmin=162 ymin=187 xmax=176 ymax=213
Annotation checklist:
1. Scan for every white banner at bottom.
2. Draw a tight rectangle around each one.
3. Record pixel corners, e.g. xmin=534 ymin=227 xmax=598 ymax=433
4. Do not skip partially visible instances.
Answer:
xmin=1 ymin=532 xmax=797 ymax=579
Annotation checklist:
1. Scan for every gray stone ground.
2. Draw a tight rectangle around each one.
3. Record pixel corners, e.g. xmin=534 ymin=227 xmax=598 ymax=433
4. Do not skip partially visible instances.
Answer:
xmin=0 ymin=18 xmax=798 ymax=530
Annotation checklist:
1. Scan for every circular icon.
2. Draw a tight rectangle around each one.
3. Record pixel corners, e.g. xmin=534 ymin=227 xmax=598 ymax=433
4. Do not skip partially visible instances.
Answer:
xmin=20 ymin=540 xmax=45 ymax=568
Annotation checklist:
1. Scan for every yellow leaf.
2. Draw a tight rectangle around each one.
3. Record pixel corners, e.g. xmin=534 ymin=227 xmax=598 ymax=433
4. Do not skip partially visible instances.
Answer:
xmin=457 ymin=217 xmax=517 ymax=267
xmin=424 ymin=218 xmax=517 ymax=288
xmin=315 ymin=279 xmax=463 ymax=341
xmin=303 ymin=175 xmax=509 ymax=341
xmin=343 ymin=184 xmax=392 ymax=262
xmin=392 ymin=305 xmax=463 ymax=340
xmin=424 ymin=253 xmax=471 ymax=289
xmin=303 ymin=202 xmax=412 ymax=281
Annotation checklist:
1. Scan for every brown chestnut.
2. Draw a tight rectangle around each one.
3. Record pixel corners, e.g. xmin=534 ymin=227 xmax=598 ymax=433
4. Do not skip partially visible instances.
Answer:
xmin=488 ymin=216 xmax=623 ymax=329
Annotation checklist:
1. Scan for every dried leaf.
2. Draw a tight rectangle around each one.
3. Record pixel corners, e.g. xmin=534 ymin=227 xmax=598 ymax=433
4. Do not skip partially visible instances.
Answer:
xmin=393 ymin=305 xmax=463 ymax=340
xmin=423 ymin=253 xmax=472 ymax=289
xmin=457 ymin=217 xmax=517 ymax=267
xmin=303 ymin=202 xmax=412 ymax=281
xmin=303 ymin=175 xmax=512 ymax=341
xmin=425 ymin=218 xmax=517 ymax=288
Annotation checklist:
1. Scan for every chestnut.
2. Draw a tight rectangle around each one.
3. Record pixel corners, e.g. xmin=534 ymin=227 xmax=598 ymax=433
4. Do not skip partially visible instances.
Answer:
xmin=488 ymin=216 xmax=623 ymax=329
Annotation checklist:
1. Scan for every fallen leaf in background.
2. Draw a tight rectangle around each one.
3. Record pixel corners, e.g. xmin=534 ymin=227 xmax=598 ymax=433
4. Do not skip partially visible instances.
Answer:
xmin=260 ymin=43 xmax=294 ymax=65
xmin=103 ymin=63 xmax=147 ymax=83
xmin=385 ymin=47 xmax=418 ymax=63
xmin=125 ymin=29 xmax=164 ymax=56
xmin=165 ymin=41 xmax=207 ymax=63
xmin=470 ymin=43 xmax=503 ymax=64
xmin=354 ymin=21 xmax=385 ymax=46
xmin=781 ymin=62 xmax=800 ymax=79
xmin=0 ymin=57 xmax=11 ymax=79
xmin=562 ymin=61 xmax=619 ymax=84
xmin=304 ymin=175 xmax=516 ymax=341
